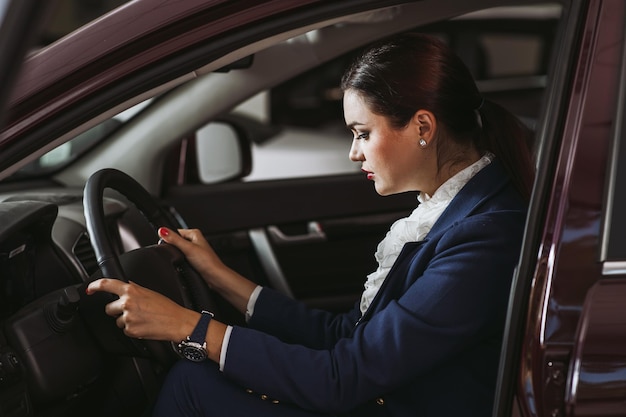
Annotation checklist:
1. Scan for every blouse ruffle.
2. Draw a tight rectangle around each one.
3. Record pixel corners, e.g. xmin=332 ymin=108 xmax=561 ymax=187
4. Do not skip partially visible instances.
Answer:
xmin=359 ymin=153 xmax=494 ymax=315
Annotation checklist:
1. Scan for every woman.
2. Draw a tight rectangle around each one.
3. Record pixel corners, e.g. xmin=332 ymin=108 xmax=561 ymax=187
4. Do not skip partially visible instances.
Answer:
xmin=87 ymin=33 xmax=533 ymax=416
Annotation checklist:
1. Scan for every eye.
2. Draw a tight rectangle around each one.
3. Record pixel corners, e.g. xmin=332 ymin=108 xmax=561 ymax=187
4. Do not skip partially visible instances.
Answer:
xmin=355 ymin=132 xmax=369 ymax=140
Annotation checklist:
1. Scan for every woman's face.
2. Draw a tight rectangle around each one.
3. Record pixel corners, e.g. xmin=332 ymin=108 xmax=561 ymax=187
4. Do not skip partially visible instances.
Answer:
xmin=343 ymin=89 xmax=439 ymax=196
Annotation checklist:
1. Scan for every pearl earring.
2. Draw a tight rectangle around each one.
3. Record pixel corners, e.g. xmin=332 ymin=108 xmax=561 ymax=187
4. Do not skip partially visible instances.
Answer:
xmin=419 ymin=138 xmax=427 ymax=147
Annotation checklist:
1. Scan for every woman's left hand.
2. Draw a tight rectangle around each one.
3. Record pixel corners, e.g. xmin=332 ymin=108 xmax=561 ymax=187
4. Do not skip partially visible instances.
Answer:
xmin=86 ymin=278 xmax=198 ymax=342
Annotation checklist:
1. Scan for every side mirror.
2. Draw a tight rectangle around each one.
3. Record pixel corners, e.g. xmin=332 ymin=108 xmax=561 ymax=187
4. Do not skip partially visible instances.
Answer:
xmin=195 ymin=121 xmax=252 ymax=183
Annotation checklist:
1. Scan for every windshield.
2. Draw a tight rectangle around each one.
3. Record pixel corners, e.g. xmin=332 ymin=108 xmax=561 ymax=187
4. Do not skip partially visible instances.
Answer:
xmin=8 ymin=99 xmax=151 ymax=180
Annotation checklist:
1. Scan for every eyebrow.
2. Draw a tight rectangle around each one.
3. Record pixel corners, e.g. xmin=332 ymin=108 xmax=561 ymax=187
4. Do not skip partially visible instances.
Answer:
xmin=346 ymin=122 xmax=364 ymax=130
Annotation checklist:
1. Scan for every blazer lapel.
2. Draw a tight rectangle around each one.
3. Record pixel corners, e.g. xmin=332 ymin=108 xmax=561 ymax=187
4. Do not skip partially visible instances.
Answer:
xmin=358 ymin=159 xmax=511 ymax=321
xmin=428 ymin=158 xmax=509 ymax=236
xmin=357 ymin=239 xmax=430 ymax=323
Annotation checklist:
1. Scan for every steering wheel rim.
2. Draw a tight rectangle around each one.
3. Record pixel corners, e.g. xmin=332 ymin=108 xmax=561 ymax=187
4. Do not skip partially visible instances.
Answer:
xmin=83 ymin=168 xmax=217 ymax=364
xmin=83 ymin=168 xmax=176 ymax=280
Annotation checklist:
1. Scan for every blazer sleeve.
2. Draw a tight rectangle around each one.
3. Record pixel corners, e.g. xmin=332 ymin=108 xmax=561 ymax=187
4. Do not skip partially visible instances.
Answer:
xmin=246 ymin=287 xmax=362 ymax=349
xmin=222 ymin=210 xmax=525 ymax=413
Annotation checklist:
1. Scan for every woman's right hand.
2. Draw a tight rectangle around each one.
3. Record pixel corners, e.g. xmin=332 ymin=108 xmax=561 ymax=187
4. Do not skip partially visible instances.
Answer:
xmin=157 ymin=227 xmax=226 ymax=288
xmin=158 ymin=227 xmax=258 ymax=314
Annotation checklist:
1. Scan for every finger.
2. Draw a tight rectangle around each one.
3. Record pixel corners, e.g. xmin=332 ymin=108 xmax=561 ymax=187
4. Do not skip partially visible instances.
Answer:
xmin=104 ymin=297 xmax=125 ymax=317
xmin=115 ymin=314 xmax=126 ymax=330
xmin=177 ymin=228 xmax=203 ymax=244
xmin=177 ymin=228 xmax=197 ymax=240
xmin=179 ymin=228 xmax=210 ymax=248
xmin=86 ymin=278 xmax=126 ymax=296
xmin=160 ymin=227 xmax=206 ymax=254
xmin=158 ymin=227 xmax=190 ymax=246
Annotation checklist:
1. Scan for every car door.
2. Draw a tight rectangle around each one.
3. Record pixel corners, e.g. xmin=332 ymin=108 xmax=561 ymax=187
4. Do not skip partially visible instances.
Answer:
xmin=494 ymin=1 xmax=626 ymax=416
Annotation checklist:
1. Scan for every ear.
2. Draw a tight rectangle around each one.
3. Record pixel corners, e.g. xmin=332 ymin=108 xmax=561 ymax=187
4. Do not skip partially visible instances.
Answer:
xmin=412 ymin=110 xmax=437 ymax=142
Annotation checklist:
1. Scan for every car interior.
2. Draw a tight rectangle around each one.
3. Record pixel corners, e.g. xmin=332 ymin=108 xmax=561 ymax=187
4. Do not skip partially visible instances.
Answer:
xmin=0 ymin=1 xmax=565 ymax=416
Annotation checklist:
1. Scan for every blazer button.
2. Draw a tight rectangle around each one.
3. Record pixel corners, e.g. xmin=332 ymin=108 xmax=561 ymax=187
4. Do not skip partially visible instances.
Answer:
xmin=260 ymin=394 xmax=268 ymax=400
xmin=376 ymin=397 xmax=385 ymax=405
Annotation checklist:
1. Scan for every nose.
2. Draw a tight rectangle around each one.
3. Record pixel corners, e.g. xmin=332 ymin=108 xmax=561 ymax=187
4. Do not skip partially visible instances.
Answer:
xmin=349 ymin=139 xmax=363 ymax=161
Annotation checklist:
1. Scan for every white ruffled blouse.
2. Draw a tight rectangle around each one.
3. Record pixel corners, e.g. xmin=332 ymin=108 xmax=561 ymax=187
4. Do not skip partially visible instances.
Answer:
xmin=359 ymin=153 xmax=494 ymax=315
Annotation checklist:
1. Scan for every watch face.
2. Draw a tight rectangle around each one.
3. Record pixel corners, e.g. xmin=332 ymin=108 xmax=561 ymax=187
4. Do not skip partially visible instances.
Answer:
xmin=183 ymin=346 xmax=207 ymax=362
xmin=178 ymin=341 xmax=207 ymax=362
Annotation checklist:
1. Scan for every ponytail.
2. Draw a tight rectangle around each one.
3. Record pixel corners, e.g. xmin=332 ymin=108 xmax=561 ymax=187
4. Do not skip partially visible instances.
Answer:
xmin=478 ymin=99 xmax=534 ymax=200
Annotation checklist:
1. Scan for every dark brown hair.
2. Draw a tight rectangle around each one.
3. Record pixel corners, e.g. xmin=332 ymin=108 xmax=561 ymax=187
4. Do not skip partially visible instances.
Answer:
xmin=340 ymin=32 xmax=534 ymax=200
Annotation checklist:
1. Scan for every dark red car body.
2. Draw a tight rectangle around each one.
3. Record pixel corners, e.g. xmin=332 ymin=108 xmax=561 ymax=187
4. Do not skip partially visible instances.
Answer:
xmin=1 ymin=1 xmax=626 ymax=416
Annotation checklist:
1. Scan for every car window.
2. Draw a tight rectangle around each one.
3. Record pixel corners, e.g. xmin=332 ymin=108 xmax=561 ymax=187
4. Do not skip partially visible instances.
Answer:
xmin=229 ymin=3 xmax=561 ymax=183
xmin=10 ymin=99 xmax=151 ymax=179
xmin=234 ymin=92 xmax=356 ymax=182
xmin=601 ymin=56 xmax=626 ymax=267
xmin=15 ymin=2 xmax=562 ymax=185
xmin=480 ymin=34 xmax=544 ymax=78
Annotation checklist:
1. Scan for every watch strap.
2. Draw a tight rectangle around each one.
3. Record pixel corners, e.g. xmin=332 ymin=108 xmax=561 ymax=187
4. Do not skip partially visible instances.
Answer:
xmin=189 ymin=310 xmax=213 ymax=344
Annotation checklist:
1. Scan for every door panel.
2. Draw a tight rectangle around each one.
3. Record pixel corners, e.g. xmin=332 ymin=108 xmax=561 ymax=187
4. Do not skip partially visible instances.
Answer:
xmin=565 ymin=279 xmax=626 ymax=417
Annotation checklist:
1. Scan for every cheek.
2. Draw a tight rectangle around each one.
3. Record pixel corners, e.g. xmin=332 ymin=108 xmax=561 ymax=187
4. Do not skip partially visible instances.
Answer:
xmin=368 ymin=131 xmax=396 ymax=156
xmin=385 ymin=142 xmax=424 ymax=180
xmin=374 ymin=138 xmax=411 ymax=165
xmin=366 ymin=128 xmax=418 ymax=173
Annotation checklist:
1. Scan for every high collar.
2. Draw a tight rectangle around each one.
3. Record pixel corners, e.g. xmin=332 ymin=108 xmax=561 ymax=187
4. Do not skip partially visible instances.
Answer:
xmin=427 ymin=158 xmax=512 ymax=238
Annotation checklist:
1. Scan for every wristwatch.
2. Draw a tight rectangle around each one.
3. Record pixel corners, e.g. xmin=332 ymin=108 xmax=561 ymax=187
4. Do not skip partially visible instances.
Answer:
xmin=177 ymin=310 xmax=213 ymax=362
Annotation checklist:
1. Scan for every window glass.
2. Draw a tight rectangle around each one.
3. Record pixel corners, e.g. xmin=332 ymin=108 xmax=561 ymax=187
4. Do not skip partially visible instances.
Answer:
xmin=234 ymin=4 xmax=561 ymax=182
xmin=602 ymin=78 xmax=626 ymax=262
xmin=11 ymin=100 xmax=151 ymax=179
xmin=481 ymin=34 xmax=544 ymax=77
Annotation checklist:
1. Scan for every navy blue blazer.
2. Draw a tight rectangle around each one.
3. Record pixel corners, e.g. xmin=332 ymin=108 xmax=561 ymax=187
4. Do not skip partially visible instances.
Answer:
xmin=222 ymin=159 xmax=527 ymax=417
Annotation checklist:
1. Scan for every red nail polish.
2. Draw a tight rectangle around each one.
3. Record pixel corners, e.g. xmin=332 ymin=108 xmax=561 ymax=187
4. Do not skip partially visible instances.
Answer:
xmin=159 ymin=227 xmax=169 ymax=237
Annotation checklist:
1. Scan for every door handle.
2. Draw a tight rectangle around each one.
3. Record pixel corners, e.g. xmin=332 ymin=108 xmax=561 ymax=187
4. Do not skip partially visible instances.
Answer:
xmin=267 ymin=221 xmax=326 ymax=244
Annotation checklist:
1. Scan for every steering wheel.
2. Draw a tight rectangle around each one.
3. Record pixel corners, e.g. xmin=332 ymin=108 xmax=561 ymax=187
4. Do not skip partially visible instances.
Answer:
xmin=82 ymin=168 xmax=218 ymax=365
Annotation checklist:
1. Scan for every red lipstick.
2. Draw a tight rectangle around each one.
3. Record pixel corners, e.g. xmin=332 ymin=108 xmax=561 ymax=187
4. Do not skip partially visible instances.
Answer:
xmin=361 ymin=168 xmax=374 ymax=180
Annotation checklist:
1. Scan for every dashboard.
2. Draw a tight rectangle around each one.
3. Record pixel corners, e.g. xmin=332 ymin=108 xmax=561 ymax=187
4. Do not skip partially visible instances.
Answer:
xmin=0 ymin=200 xmax=78 ymax=318
xmin=0 ymin=189 xmax=158 ymax=416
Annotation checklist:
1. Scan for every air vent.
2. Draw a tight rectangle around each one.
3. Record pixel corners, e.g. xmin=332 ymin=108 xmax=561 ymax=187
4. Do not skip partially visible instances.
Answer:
xmin=72 ymin=233 xmax=99 ymax=276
